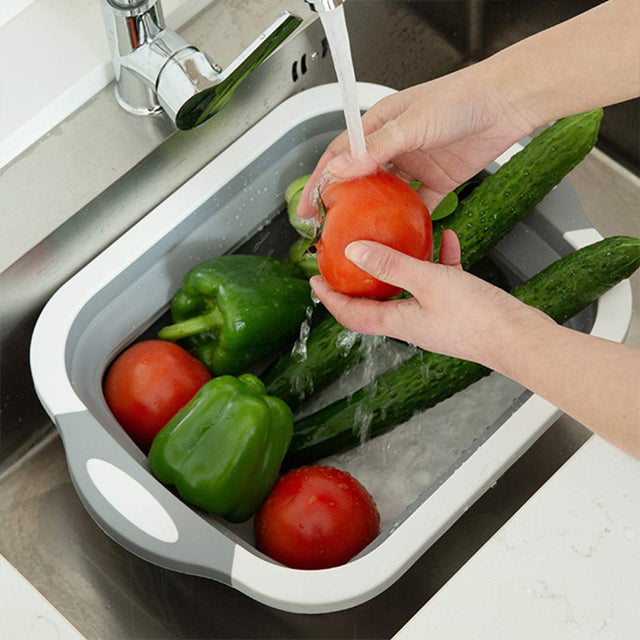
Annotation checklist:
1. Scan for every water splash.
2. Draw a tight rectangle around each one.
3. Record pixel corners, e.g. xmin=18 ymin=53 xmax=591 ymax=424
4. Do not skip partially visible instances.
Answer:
xmin=355 ymin=401 xmax=374 ymax=445
xmin=322 ymin=373 xmax=526 ymax=533
xmin=319 ymin=5 xmax=367 ymax=158
xmin=291 ymin=305 xmax=315 ymax=362
xmin=335 ymin=329 xmax=359 ymax=356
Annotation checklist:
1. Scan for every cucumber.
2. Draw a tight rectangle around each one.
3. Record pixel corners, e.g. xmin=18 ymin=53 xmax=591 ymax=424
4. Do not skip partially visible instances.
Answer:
xmin=285 ymin=236 xmax=640 ymax=467
xmin=263 ymin=110 xmax=603 ymax=407
xmin=433 ymin=109 xmax=602 ymax=268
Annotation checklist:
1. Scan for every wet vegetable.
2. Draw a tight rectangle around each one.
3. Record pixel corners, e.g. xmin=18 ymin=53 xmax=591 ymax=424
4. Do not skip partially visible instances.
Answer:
xmin=158 ymin=254 xmax=312 ymax=375
xmin=263 ymin=109 xmax=604 ymax=408
xmin=315 ymin=169 xmax=433 ymax=299
xmin=254 ymin=465 xmax=380 ymax=569
xmin=149 ymin=373 xmax=293 ymax=522
xmin=104 ymin=340 xmax=211 ymax=451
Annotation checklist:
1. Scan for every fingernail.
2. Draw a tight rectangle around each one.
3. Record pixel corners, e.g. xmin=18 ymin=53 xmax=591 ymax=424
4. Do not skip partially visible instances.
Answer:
xmin=345 ymin=242 xmax=369 ymax=267
xmin=327 ymin=153 xmax=352 ymax=175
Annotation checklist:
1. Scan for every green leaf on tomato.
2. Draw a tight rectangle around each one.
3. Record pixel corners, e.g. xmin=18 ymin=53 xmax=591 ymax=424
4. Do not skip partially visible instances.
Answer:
xmin=431 ymin=190 xmax=459 ymax=220
xmin=411 ymin=176 xmax=484 ymax=221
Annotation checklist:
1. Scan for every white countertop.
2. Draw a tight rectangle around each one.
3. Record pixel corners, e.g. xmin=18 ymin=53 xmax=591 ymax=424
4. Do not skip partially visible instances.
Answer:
xmin=394 ymin=435 xmax=640 ymax=639
xmin=0 ymin=553 xmax=84 ymax=640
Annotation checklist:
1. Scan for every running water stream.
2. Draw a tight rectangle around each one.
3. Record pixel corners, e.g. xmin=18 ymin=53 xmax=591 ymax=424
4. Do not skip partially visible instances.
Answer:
xmin=283 ymin=4 xmax=367 ymax=363
xmin=319 ymin=5 xmax=367 ymax=158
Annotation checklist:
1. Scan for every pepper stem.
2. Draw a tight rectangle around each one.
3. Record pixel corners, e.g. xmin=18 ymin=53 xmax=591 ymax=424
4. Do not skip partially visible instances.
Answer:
xmin=158 ymin=308 xmax=224 ymax=341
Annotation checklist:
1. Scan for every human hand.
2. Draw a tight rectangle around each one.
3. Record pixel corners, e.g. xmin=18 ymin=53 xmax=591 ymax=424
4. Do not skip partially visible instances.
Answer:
xmin=297 ymin=64 xmax=534 ymax=223
xmin=309 ymin=230 xmax=553 ymax=368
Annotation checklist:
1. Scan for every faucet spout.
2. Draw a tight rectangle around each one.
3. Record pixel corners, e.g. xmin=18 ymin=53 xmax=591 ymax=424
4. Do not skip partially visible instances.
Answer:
xmin=171 ymin=12 xmax=301 ymax=130
xmin=101 ymin=0 xmax=302 ymax=129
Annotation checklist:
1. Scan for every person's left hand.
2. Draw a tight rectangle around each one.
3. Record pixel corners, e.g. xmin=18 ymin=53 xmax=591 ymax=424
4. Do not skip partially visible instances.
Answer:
xmin=310 ymin=230 xmax=553 ymax=368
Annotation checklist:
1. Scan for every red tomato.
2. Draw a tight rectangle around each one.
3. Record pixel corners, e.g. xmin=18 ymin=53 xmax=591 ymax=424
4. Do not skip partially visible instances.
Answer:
xmin=103 ymin=340 xmax=210 ymax=451
xmin=254 ymin=465 xmax=380 ymax=570
xmin=316 ymin=170 xmax=432 ymax=299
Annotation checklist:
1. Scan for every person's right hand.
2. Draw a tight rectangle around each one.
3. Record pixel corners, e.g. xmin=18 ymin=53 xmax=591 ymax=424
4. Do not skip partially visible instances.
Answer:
xmin=297 ymin=64 xmax=536 ymax=223
xmin=309 ymin=230 xmax=553 ymax=368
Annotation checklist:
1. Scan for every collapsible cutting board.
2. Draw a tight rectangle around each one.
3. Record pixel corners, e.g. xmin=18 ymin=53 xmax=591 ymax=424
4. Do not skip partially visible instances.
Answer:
xmin=30 ymin=83 xmax=632 ymax=613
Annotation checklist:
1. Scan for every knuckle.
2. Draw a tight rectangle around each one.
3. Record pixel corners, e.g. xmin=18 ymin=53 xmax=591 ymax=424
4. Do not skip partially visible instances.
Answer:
xmin=384 ymin=119 xmax=407 ymax=148
xmin=367 ymin=119 xmax=406 ymax=163
xmin=380 ymin=301 xmax=413 ymax=338
xmin=370 ymin=250 xmax=397 ymax=283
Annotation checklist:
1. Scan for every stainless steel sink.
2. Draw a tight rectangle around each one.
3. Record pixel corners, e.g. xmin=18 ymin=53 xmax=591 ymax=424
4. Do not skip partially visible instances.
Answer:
xmin=1 ymin=1 xmax=639 ymax=637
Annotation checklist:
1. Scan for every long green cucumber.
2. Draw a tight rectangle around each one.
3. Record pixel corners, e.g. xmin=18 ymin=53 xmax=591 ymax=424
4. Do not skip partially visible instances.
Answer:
xmin=263 ymin=110 xmax=603 ymax=407
xmin=285 ymin=236 xmax=640 ymax=467
xmin=432 ymin=110 xmax=602 ymax=267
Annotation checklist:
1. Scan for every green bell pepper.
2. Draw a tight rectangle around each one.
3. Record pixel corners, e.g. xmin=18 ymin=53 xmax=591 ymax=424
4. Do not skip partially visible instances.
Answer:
xmin=149 ymin=373 xmax=293 ymax=522
xmin=158 ymin=254 xmax=312 ymax=375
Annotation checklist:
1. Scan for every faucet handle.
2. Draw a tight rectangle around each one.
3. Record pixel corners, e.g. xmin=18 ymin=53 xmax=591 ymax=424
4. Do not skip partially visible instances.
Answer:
xmin=162 ymin=11 xmax=302 ymax=130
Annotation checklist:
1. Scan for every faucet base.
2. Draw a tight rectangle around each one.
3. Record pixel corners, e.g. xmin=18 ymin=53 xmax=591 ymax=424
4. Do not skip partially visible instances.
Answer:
xmin=114 ymin=85 xmax=163 ymax=117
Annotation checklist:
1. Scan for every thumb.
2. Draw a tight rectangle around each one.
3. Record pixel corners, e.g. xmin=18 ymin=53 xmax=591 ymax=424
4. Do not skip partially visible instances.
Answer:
xmin=345 ymin=241 xmax=427 ymax=293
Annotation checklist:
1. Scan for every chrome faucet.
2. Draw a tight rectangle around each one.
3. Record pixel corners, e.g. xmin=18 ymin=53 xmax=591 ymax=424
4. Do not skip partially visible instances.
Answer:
xmin=101 ymin=0 xmax=302 ymax=130
xmin=305 ymin=0 xmax=344 ymax=11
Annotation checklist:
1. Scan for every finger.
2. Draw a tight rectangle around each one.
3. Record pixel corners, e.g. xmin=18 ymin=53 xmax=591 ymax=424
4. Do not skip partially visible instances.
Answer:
xmin=309 ymin=275 xmax=380 ymax=334
xmin=438 ymin=229 xmax=462 ymax=268
xmin=297 ymin=164 xmax=335 ymax=221
xmin=344 ymin=240 xmax=429 ymax=295
xmin=326 ymin=151 xmax=379 ymax=179
xmin=326 ymin=111 xmax=424 ymax=181
xmin=297 ymin=103 xmax=396 ymax=219
xmin=297 ymin=131 xmax=353 ymax=219
xmin=309 ymin=275 xmax=415 ymax=337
